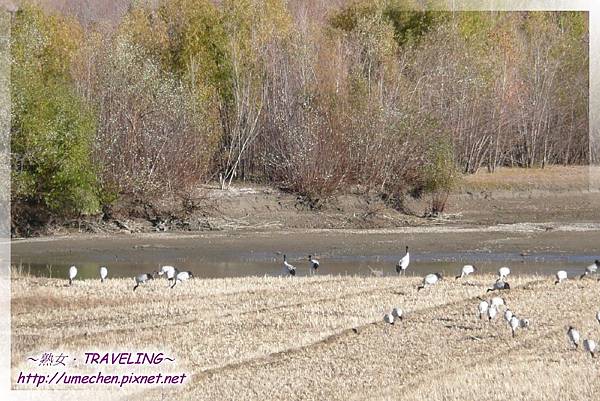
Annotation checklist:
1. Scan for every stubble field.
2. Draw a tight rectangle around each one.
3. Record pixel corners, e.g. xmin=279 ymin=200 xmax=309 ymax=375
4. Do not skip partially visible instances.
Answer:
xmin=11 ymin=271 xmax=600 ymax=400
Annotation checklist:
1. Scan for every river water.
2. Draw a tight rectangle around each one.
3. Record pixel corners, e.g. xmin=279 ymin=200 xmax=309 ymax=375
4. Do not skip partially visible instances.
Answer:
xmin=10 ymin=227 xmax=600 ymax=280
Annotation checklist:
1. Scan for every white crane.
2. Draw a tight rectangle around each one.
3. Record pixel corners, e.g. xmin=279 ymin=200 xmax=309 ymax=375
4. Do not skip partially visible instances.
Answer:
xmin=567 ymin=326 xmax=580 ymax=349
xmin=455 ymin=265 xmax=476 ymax=279
xmin=68 ymin=266 xmax=77 ymax=286
xmin=417 ymin=272 xmax=442 ymax=291
xmin=283 ymin=255 xmax=296 ymax=276
xmin=555 ymin=270 xmax=567 ymax=284
xmin=584 ymin=339 xmax=597 ymax=358
xmin=497 ymin=266 xmax=511 ymax=281
xmin=509 ymin=316 xmax=520 ymax=337
xmin=171 ymin=270 xmax=193 ymax=288
xmin=99 ymin=266 xmax=108 ymax=283
xmin=478 ymin=300 xmax=489 ymax=320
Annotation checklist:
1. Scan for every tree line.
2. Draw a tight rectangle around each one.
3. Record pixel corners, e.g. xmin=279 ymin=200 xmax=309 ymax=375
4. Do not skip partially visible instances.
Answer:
xmin=10 ymin=0 xmax=588 ymax=226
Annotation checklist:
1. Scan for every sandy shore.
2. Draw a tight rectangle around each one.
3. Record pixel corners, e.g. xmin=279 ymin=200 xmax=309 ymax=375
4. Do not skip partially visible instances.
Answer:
xmin=11 ymin=272 xmax=600 ymax=400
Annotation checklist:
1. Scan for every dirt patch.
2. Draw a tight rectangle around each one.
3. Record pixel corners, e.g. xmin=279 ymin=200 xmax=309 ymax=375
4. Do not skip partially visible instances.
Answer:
xmin=12 ymin=167 xmax=598 ymax=237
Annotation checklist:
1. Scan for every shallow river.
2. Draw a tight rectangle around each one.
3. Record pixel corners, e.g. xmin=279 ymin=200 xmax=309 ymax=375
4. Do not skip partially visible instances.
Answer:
xmin=11 ymin=227 xmax=600 ymax=280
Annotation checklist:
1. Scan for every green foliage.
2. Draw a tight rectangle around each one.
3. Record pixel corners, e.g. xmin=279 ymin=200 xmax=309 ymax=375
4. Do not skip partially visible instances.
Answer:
xmin=329 ymin=1 xmax=379 ymax=32
xmin=383 ymin=3 xmax=448 ymax=46
xmin=11 ymin=4 xmax=99 ymax=215
xmin=330 ymin=0 xmax=447 ymax=47
xmin=422 ymin=136 xmax=459 ymax=214
xmin=556 ymin=11 xmax=587 ymax=38
xmin=157 ymin=0 xmax=232 ymax=101
xmin=423 ymin=137 xmax=457 ymax=193
xmin=457 ymin=11 xmax=494 ymax=40
xmin=119 ymin=0 xmax=233 ymax=106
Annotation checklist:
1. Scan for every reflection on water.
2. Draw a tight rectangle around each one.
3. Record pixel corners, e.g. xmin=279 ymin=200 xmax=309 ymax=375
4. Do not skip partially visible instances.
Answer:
xmin=13 ymin=251 xmax=595 ymax=280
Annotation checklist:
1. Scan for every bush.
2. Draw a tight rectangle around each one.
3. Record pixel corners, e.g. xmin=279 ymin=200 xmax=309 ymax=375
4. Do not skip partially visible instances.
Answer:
xmin=422 ymin=137 xmax=459 ymax=215
xmin=11 ymin=5 xmax=100 ymax=219
xmin=89 ymin=33 xmax=219 ymax=197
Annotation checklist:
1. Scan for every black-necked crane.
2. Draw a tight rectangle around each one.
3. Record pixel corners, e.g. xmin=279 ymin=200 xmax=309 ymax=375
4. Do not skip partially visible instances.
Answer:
xmin=509 ymin=316 xmax=520 ymax=337
xmin=396 ymin=246 xmax=410 ymax=275
xmin=133 ymin=273 xmax=154 ymax=291
xmin=580 ymin=260 xmax=600 ymax=279
xmin=384 ymin=313 xmax=394 ymax=325
xmin=308 ymin=255 xmax=320 ymax=275
xmin=487 ymin=305 xmax=498 ymax=321
xmin=504 ymin=309 xmax=513 ymax=324
xmin=391 ymin=308 xmax=403 ymax=321
xmin=490 ymin=296 xmax=506 ymax=310
xmin=487 ymin=280 xmax=510 ymax=292
xmin=156 ymin=265 xmax=177 ymax=285
xmin=158 ymin=265 xmax=176 ymax=279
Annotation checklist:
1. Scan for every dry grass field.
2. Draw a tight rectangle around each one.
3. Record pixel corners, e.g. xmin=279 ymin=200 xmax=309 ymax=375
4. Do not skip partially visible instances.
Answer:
xmin=458 ymin=166 xmax=589 ymax=192
xmin=11 ymin=271 xmax=600 ymax=400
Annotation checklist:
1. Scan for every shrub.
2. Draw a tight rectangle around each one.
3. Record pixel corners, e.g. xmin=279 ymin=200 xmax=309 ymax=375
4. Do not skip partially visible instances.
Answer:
xmin=422 ymin=136 xmax=459 ymax=215
xmin=11 ymin=4 xmax=100 ymax=219
xmin=89 ymin=34 xmax=219 ymax=198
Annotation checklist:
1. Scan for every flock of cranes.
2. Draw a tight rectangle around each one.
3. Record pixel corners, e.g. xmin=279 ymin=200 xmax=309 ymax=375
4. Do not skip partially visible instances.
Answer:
xmin=381 ymin=252 xmax=600 ymax=357
xmin=65 ymin=247 xmax=600 ymax=354
xmin=282 ymin=254 xmax=320 ymax=276
xmin=476 ymin=295 xmax=529 ymax=338
xmin=67 ymin=264 xmax=194 ymax=290
xmin=568 ymin=325 xmax=599 ymax=358
xmin=565 ymin=302 xmax=600 ymax=358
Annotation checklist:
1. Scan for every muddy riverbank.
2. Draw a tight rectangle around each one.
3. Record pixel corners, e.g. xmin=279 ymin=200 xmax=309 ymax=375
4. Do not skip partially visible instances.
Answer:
xmin=12 ymin=167 xmax=599 ymax=237
xmin=11 ymin=223 xmax=600 ymax=279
